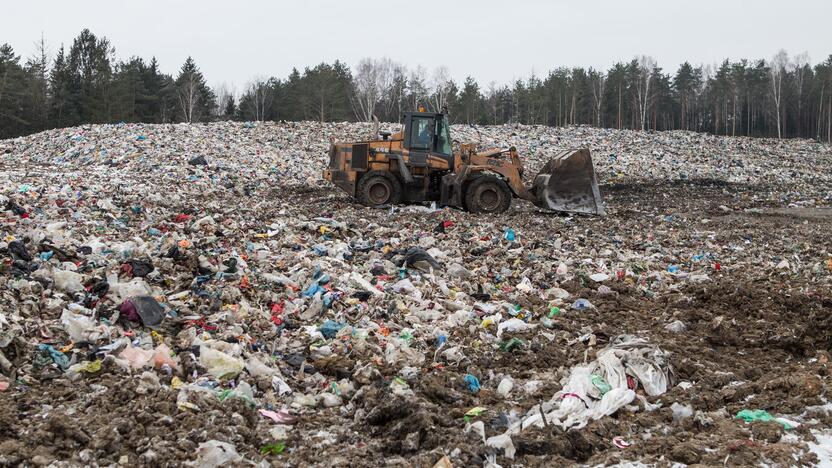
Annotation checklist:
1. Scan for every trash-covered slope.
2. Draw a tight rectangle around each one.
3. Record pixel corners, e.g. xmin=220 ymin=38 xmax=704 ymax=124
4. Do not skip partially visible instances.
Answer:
xmin=0 ymin=121 xmax=831 ymax=467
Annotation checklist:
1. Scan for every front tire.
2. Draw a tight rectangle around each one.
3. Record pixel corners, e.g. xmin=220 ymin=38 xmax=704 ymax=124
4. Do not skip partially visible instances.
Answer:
xmin=464 ymin=176 xmax=512 ymax=213
xmin=356 ymin=171 xmax=402 ymax=207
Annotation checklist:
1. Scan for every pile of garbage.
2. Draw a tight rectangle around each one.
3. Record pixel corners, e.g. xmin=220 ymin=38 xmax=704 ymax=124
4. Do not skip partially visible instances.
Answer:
xmin=0 ymin=121 xmax=830 ymax=466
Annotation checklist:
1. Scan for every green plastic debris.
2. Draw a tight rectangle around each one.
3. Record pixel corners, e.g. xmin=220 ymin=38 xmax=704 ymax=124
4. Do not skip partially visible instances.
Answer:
xmin=216 ymin=389 xmax=236 ymax=401
xmin=499 ymin=337 xmax=524 ymax=352
xmin=216 ymin=388 xmax=255 ymax=407
xmin=590 ymin=374 xmax=612 ymax=395
xmin=734 ymin=409 xmax=794 ymax=429
xmin=548 ymin=306 xmax=561 ymax=318
xmin=464 ymin=406 xmax=487 ymax=423
xmin=259 ymin=441 xmax=286 ymax=455
xmin=399 ymin=330 xmax=413 ymax=343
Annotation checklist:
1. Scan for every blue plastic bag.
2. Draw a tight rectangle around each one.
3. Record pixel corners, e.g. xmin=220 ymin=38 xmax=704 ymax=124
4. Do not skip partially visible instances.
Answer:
xmin=464 ymin=374 xmax=481 ymax=393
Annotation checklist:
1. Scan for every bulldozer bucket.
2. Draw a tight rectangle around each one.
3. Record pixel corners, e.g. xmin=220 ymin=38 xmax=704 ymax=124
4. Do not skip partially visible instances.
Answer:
xmin=531 ymin=149 xmax=604 ymax=215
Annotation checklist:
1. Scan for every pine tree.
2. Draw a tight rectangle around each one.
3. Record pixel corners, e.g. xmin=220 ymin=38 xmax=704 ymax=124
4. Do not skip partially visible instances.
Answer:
xmin=23 ymin=34 xmax=50 ymax=132
xmin=673 ymin=62 xmax=701 ymax=131
xmin=66 ymin=29 xmax=114 ymax=124
xmin=49 ymin=45 xmax=72 ymax=127
xmin=224 ymin=95 xmax=236 ymax=119
xmin=456 ymin=76 xmax=481 ymax=124
xmin=0 ymin=44 xmax=30 ymax=138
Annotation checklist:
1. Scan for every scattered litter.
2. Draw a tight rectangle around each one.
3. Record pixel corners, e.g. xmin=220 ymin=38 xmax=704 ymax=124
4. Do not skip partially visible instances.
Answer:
xmin=612 ymin=437 xmax=632 ymax=449
xmin=0 ymin=121 xmax=829 ymax=466
xmin=735 ymin=409 xmax=796 ymax=429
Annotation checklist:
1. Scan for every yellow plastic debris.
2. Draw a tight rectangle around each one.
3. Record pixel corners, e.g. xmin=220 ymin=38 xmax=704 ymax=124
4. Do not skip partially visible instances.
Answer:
xmin=77 ymin=360 xmax=102 ymax=373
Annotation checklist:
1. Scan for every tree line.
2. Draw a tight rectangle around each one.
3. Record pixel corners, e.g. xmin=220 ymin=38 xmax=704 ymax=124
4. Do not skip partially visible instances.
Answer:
xmin=1 ymin=29 xmax=831 ymax=142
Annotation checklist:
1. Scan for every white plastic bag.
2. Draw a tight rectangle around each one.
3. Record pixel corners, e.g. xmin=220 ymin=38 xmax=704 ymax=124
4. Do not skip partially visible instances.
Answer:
xmin=189 ymin=440 xmax=242 ymax=467
xmin=497 ymin=318 xmax=536 ymax=337
xmin=199 ymin=345 xmax=244 ymax=379
xmin=486 ymin=433 xmax=516 ymax=459
xmin=61 ymin=309 xmax=102 ymax=342
xmin=53 ymin=269 xmax=84 ymax=292
xmin=497 ymin=376 xmax=514 ymax=398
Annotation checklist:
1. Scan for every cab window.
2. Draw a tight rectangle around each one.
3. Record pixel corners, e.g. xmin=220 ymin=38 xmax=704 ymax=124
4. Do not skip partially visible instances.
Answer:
xmin=410 ymin=117 xmax=433 ymax=150
xmin=435 ymin=118 xmax=452 ymax=155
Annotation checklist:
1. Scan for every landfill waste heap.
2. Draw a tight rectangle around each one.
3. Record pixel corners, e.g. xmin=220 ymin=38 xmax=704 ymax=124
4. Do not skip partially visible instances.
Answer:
xmin=0 ymin=120 xmax=831 ymax=467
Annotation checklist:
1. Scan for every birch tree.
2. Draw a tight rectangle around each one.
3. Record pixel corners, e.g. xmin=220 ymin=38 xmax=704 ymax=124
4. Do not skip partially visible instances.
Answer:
xmin=176 ymin=57 xmax=200 ymax=123
xmin=350 ymin=57 xmax=393 ymax=122
xmin=174 ymin=57 xmax=215 ymax=123
xmin=769 ymin=50 xmax=789 ymax=139
xmin=243 ymin=77 xmax=271 ymax=121
xmin=793 ymin=51 xmax=809 ymax=133
xmin=589 ymin=68 xmax=605 ymax=127
xmin=408 ymin=65 xmax=428 ymax=110
xmin=635 ymin=55 xmax=656 ymax=131
xmin=485 ymin=81 xmax=499 ymax=124
xmin=177 ymin=73 xmax=198 ymax=123
xmin=214 ymin=82 xmax=236 ymax=119
xmin=381 ymin=63 xmax=407 ymax=122
xmin=429 ymin=65 xmax=453 ymax=112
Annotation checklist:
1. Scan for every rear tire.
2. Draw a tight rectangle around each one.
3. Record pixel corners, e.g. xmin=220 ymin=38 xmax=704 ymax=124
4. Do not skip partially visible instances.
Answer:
xmin=464 ymin=176 xmax=512 ymax=213
xmin=357 ymin=171 xmax=402 ymax=207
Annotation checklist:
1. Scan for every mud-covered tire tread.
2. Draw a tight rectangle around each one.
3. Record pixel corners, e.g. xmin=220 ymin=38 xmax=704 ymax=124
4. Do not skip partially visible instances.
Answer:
xmin=464 ymin=175 xmax=512 ymax=213
xmin=356 ymin=170 xmax=402 ymax=207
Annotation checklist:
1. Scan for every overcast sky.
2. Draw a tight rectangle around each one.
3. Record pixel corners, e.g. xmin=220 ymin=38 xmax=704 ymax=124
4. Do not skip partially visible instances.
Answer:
xmin=6 ymin=0 xmax=832 ymax=92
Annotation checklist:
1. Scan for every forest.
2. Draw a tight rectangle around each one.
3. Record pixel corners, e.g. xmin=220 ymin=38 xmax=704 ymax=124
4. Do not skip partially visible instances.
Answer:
xmin=1 ymin=29 xmax=831 ymax=141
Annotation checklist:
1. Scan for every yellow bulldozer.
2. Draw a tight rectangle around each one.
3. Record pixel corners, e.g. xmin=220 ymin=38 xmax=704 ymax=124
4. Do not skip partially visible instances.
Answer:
xmin=322 ymin=109 xmax=604 ymax=215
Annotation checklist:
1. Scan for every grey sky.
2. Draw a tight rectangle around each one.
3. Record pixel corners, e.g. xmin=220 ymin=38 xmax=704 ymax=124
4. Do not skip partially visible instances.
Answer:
xmin=7 ymin=0 xmax=832 ymax=92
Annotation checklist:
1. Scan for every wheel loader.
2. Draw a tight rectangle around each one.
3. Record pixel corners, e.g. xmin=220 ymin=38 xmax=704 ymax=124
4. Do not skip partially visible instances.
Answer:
xmin=322 ymin=109 xmax=604 ymax=215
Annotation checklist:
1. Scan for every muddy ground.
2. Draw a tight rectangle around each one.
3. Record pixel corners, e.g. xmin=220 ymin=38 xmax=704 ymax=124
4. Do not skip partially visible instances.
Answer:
xmin=1 ymin=173 xmax=830 ymax=467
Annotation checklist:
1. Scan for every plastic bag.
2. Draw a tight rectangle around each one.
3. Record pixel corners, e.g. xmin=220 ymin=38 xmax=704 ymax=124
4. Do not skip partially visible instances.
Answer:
xmin=190 ymin=440 xmax=242 ymax=467
xmin=464 ymin=374 xmax=481 ymax=393
xmin=120 ymin=296 xmax=165 ymax=328
xmin=152 ymin=344 xmax=177 ymax=368
xmin=53 ymin=269 xmax=84 ymax=292
xmin=246 ymin=356 xmax=277 ymax=377
xmin=592 ymin=388 xmax=636 ymax=419
xmin=61 ymin=309 xmax=103 ymax=343
xmin=497 ymin=376 xmax=514 ymax=397
xmin=497 ymin=318 xmax=536 ymax=337
xmin=571 ymin=298 xmax=595 ymax=310
xmin=119 ymin=346 xmax=154 ymax=369
xmin=486 ymin=433 xmax=516 ymax=459
xmin=200 ymin=345 xmax=244 ymax=379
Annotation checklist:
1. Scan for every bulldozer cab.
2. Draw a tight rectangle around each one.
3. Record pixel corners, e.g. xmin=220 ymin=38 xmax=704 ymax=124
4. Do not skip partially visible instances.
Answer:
xmin=402 ymin=111 xmax=453 ymax=166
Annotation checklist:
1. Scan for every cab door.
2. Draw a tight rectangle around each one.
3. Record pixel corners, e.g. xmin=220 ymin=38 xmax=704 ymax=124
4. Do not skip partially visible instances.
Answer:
xmin=405 ymin=115 xmax=433 ymax=167
xmin=431 ymin=115 xmax=453 ymax=167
